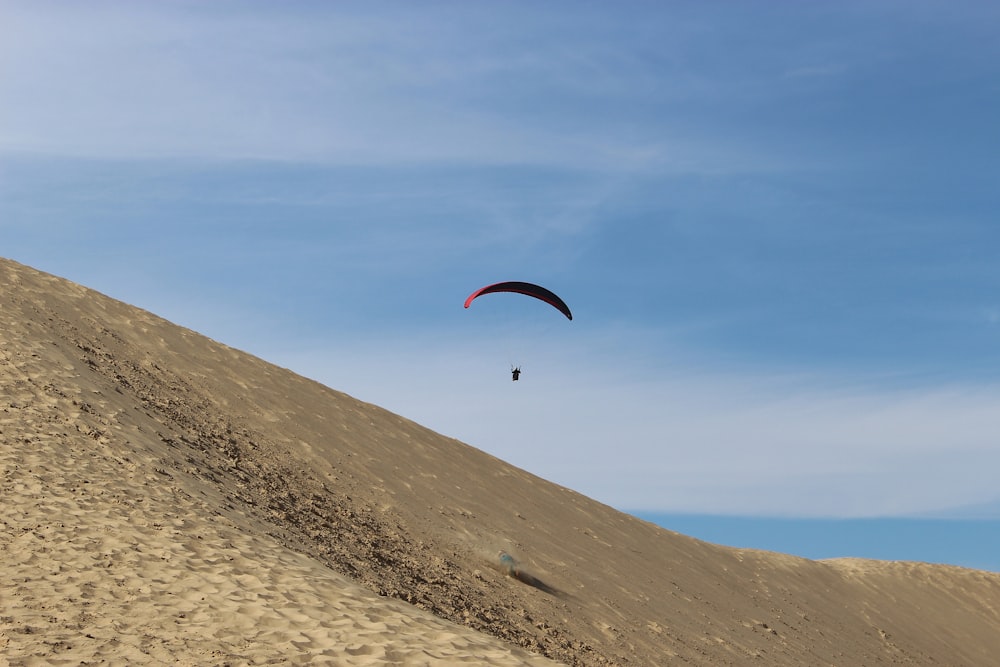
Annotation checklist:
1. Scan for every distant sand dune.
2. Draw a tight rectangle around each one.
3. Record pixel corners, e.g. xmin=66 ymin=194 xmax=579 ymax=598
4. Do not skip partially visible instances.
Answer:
xmin=3 ymin=257 xmax=1000 ymax=666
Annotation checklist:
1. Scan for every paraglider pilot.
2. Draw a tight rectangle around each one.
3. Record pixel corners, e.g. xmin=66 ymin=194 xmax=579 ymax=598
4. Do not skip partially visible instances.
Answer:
xmin=511 ymin=366 xmax=521 ymax=381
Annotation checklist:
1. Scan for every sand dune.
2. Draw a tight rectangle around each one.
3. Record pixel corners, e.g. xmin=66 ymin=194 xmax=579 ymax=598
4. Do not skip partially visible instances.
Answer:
xmin=3 ymin=256 xmax=1000 ymax=666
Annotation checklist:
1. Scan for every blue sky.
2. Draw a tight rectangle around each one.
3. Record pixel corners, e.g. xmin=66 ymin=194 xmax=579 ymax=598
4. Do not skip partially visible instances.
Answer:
xmin=3 ymin=2 xmax=1000 ymax=566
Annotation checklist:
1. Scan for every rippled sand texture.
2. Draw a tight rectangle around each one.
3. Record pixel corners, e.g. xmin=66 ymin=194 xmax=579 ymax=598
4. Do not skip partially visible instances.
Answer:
xmin=1 ymin=432 xmax=555 ymax=666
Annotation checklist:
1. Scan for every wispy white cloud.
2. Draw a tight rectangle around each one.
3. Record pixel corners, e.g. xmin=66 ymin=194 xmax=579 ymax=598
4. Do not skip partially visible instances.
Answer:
xmin=0 ymin=2 xmax=829 ymax=173
xmin=0 ymin=3 xmax=596 ymax=163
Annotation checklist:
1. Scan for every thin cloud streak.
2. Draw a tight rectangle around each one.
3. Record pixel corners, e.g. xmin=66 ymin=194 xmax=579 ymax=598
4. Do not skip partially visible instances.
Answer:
xmin=0 ymin=2 xmax=844 ymax=173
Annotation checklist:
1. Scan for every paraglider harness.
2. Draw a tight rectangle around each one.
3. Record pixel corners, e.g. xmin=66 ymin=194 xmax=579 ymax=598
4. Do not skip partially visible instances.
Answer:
xmin=511 ymin=366 xmax=521 ymax=381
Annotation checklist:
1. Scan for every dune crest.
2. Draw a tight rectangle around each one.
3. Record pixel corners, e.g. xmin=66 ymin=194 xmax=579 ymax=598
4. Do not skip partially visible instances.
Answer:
xmin=3 ymin=257 xmax=1000 ymax=666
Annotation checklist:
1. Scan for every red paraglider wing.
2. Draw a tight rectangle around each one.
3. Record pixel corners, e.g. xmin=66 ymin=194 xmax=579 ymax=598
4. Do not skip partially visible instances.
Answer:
xmin=464 ymin=281 xmax=573 ymax=320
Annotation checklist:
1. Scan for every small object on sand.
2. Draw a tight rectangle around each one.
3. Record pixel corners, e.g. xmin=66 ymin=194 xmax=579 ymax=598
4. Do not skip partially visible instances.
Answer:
xmin=498 ymin=551 xmax=518 ymax=577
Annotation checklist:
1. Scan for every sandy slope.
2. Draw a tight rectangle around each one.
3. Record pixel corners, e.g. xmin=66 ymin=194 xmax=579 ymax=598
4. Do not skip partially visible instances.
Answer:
xmin=2 ymin=257 xmax=999 ymax=666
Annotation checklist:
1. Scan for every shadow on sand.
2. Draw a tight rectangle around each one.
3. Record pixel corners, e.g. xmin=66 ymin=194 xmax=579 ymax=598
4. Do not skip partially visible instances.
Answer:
xmin=498 ymin=551 xmax=565 ymax=597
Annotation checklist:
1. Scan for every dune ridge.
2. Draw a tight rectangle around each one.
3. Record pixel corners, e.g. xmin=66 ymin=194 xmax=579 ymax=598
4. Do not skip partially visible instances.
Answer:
xmin=3 ymin=257 xmax=1000 ymax=665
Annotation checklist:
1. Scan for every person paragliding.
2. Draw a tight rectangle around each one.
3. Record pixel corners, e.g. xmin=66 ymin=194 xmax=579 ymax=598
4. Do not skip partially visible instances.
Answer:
xmin=464 ymin=281 xmax=572 ymax=380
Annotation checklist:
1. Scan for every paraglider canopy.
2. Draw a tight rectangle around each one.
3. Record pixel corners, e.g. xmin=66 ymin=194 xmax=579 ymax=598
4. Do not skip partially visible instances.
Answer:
xmin=463 ymin=281 xmax=573 ymax=320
